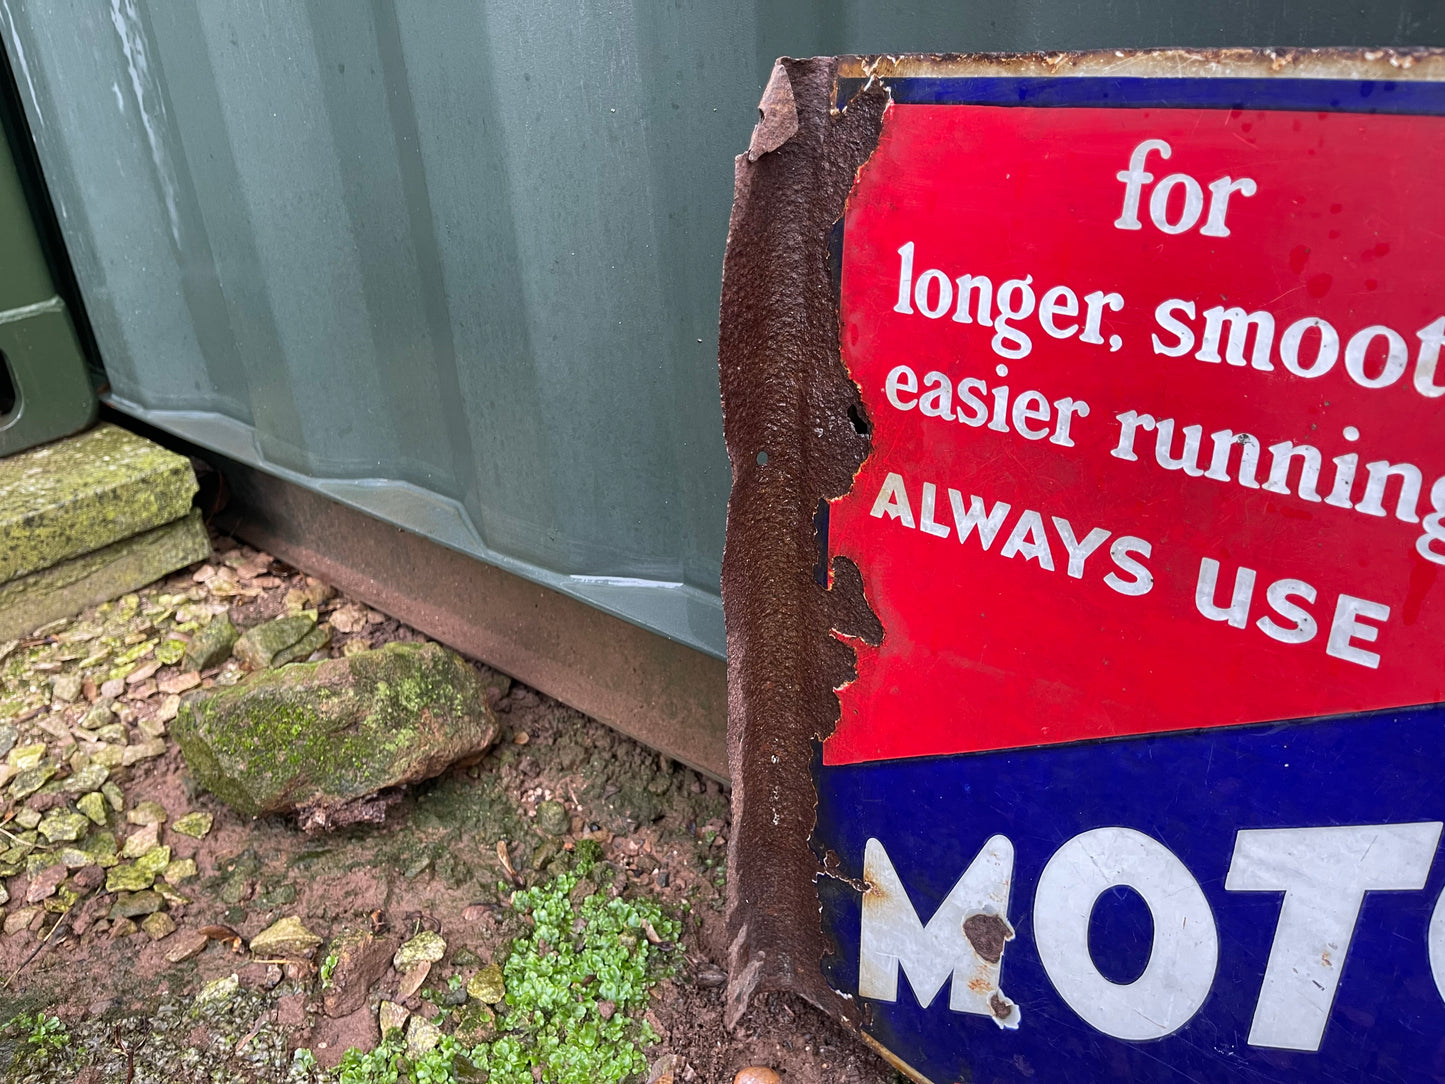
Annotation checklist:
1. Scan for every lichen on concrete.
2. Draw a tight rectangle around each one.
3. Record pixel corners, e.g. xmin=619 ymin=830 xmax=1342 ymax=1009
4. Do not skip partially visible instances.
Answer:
xmin=174 ymin=642 xmax=499 ymax=824
xmin=0 ymin=510 xmax=211 ymax=642
xmin=0 ymin=424 xmax=199 ymax=584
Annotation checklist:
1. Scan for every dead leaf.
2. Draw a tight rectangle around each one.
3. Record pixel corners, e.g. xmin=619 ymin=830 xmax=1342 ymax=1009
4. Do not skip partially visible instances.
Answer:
xmin=200 ymin=924 xmax=245 ymax=951
xmin=496 ymin=841 xmax=520 ymax=884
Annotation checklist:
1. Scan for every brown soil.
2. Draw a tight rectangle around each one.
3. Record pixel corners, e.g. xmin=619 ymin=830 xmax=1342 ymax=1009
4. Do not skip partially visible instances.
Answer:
xmin=0 ymin=533 xmax=894 ymax=1084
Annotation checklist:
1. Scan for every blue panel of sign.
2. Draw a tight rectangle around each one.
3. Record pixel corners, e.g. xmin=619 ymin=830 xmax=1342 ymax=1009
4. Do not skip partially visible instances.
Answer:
xmin=816 ymin=704 xmax=1445 ymax=1083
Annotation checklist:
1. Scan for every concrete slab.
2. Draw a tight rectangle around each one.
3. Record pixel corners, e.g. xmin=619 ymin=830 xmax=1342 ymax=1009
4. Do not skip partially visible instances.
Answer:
xmin=0 ymin=423 xmax=198 ymax=583
xmin=0 ymin=509 xmax=210 ymax=641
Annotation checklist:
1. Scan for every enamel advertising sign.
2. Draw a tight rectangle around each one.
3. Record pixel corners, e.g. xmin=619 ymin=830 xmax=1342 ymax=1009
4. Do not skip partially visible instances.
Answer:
xmin=718 ymin=53 xmax=1445 ymax=1084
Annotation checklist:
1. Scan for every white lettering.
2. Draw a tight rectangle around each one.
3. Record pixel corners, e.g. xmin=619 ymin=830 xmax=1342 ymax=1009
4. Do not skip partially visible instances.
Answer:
xmin=1195 ymin=558 xmax=1255 ymax=628
xmin=949 ymin=491 xmax=1011 ymax=551
xmin=1432 ymin=883 xmax=1445 ymax=1004
xmin=1200 ymin=176 xmax=1258 ymax=237
xmin=919 ymin=482 xmax=950 ymax=539
xmin=1279 ymin=317 xmax=1339 ymax=378
xmin=870 ymin=472 xmax=915 ymax=529
xmin=1038 ymin=286 xmax=1079 ymax=339
xmin=1152 ymin=299 xmax=1196 ymax=357
xmin=1115 ymin=139 xmax=1171 ymax=230
xmin=1345 ymin=325 xmax=1408 ymax=389
xmin=999 ymin=510 xmax=1055 ymax=571
xmin=1011 ymin=390 xmax=1052 ymax=440
xmin=918 ymin=371 xmax=954 ymax=419
xmin=1051 ymin=517 xmax=1111 ymax=579
xmin=860 ymin=836 xmax=1019 ymax=1026
xmin=1325 ymin=594 xmax=1390 ymax=669
xmin=894 ymin=242 xmax=915 ymax=314
xmin=915 ymin=268 xmax=953 ymax=320
xmin=1226 ymin=822 xmax=1442 ymax=1051
xmin=1256 ymin=578 xmax=1317 ymax=644
xmin=1150 ymin=173 xmax=1205 ymax=234
xmin=1035 ymin=827 xmax=1217 ymax=1041
xmin=884 ymin=364 xmax=918 ymax=411
xmin=1104 ymin=536 xmax=1153 ymax=596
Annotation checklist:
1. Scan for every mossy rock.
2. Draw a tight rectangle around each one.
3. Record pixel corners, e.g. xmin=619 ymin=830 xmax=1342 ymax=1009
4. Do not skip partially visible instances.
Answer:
xmin=173 ymin=642 xmax=499 ymax=824
xmin=233 ymin=612 xmax=316 ymax=670
xmin=184 ymin=615 xmax=237 ymax=671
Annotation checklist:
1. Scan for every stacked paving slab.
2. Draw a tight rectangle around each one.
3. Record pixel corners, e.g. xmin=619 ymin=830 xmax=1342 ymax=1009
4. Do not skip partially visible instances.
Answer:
xmin=0 ymin=424 xmax=210 ymax=641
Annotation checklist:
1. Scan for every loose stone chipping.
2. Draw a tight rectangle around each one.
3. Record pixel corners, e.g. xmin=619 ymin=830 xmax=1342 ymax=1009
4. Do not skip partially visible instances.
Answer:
xmin=232 ymin=612 xmax=319 ymax=671
xmin=183 ymin=614 xmax=237 ymax=671
xmin=249 ymin=915 xmax=323 ymax=959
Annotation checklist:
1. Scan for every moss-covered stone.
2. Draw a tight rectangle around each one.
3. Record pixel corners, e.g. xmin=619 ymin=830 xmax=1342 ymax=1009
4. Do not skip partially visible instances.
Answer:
xmin=467 ymin=963 xmax=505 ymax=1005
xmin=135 ymin=845 xmax=172 ymax=876
xmin=106 ymin=864 xmax=155 ymax=892
xmin=270 ymin=623 xmax=330 ymax=667
xmin=0 ymin=423 xmax=198 ymax=583
xmin=232 ymin=612 xmax=316 ymax=670
xmin=394 ymin=930 xmax=446 ymax=970
xmin=172 ymin=811 xmax=213 ymax=838
xmin=535 ymin=800 xmax=569 ymax=837
xmin=142 ymin=912 xmax=177 ymax=940
xmin=77 ymin=791 xmax=108 ymax=826
xmin=37 ymin=811 xmax=89 ymax=843
xmin=163 ymin=857 xmax=197 ymax=884
xmin=0 ymin=510 xmax=211 ymax=642
xmin=9 ymin=763 xmax=55 ymax=800
xmin=62 ymin=763 xmax=109 ymax=794
xmin=173 ymin=641 xmax=499 ymax=822
xmin=126 ymin=800 xmax=168 ymax=826
xmin=184 ymin=614 xmax=237 ymax=671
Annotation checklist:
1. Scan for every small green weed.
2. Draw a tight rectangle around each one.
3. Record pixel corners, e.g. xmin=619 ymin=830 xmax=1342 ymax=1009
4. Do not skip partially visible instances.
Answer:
xmin=330 ymin=848 xmax=677 ymax=1084
xmin=3 ymin=1011 xmax=70 ymax=1065
xmin=335 ymin=1036 xmax=407 ymax=1084
xmin=320 ymin=951 xmax=340 ymax=989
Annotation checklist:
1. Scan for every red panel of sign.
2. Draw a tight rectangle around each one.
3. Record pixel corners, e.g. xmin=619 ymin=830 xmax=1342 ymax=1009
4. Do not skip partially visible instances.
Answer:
xmin=827 ymin=103 xmax=1445 ymax=767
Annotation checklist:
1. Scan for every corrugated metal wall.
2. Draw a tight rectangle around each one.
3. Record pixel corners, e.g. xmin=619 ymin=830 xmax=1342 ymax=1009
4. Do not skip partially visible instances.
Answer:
xmin=2 ymin=1 xmax=1440 ymax=658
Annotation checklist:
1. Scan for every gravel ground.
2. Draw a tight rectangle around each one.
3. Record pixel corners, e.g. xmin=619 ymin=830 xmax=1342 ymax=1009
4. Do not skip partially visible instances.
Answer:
xmin=0 ymin=531 xmax=894 ymax=1084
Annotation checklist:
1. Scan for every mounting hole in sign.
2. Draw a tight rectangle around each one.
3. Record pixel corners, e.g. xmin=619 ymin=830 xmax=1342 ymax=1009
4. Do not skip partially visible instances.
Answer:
xmin=756 ymin=450 xmax=768 ymax=465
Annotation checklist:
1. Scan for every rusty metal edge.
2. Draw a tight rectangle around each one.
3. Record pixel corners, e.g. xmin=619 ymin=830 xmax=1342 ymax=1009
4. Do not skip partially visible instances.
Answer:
xmin=204 ymin=453 xmax=730 ymax=782
xmin=719 ymin=55 xmax=887 ymax=1033
xmin=837 ymin=47 xmax=1445 ymax=81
